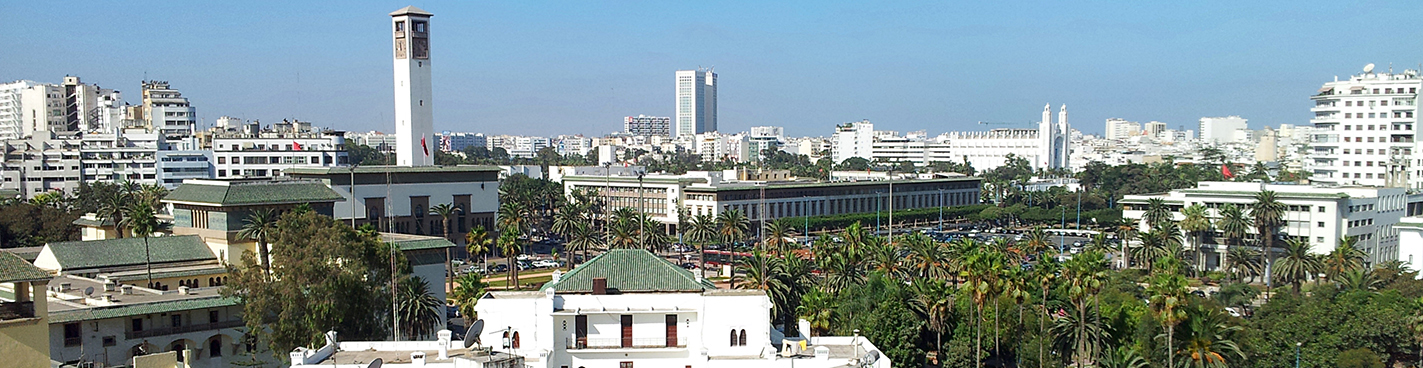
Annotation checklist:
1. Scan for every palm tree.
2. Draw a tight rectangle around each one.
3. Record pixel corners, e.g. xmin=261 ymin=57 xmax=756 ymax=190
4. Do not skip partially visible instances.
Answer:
xmin=762 ymin=221 xmax=796 ymax=253
xmin=905 ymin=233 xmax=946 ymax=280
xmin=466 ymin=226 xmax=493 ymax=272
xmin=96 ymin=188 xmax=130 ymax=238
xmin=1249 ymin=191 xmax=1285 ymax=291
xmin=1179 ymin=204 xmax=1213 ymax=275
xmin=448 ymin=273 xmax=487 ymax=320
xmin=1226 ymin=246 xmax=1264 ymax=283
xmin=1144 ymin=197 xmax=1174 ymax=230
xmin=1176 ymin=304 xmax=1246 ymax=368
xmin=1275 ymin=239 xmax=1323 ymax=293
xmin=564 ymin=222 xmax=601 ymax=267
xmin=909 ymin=278 xmax=954 ymax=365
xmin=1339 ymin=268 xmax=1382 ymax=292
xmin=1148 ymin=263 xmax=1189 ymax=368
xmin=1098 ymin=346 xmax=1150 ymax=368
xmin=1061 ymin=251 xmax=1109 ymax=368
xmin=686 ymin=214 xmax=718 ymax=273
xmin=605 ymin=212 xmax=640 ymax=249
xmin=1323 ymin=236 xmax=1366 ymax=283
xmin=717 ymin=209 xmax=750 ymax=282
xmin=1034 ymin=257 xmax=1061 ymax=367
xmin=1023 ymin=226 xmax=1052 ymax=256
xmin=1135 ymin=226 xmax=1182 ymax=273
xmin=964 ymin=249 xmax=1005 ymax=368
xmin=797 ymin=289 xmax=834 ymax=337
xmin=237 ymin=209 xmax=278 ymax=274
xmin=395 ymin=275 xmax=444 ymax=339
xmin=123 ymin=202 xmax=161 ymax=288
xmin=497 ymin=228 xmax=524 ymax=289
xmin=1116 ymin=220 xmax=1138 ymax=269
xmin=1216 ymin=204 xmax=1252 ymax=280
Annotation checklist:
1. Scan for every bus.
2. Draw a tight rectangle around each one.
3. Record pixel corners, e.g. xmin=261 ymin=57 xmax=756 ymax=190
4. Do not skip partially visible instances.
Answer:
xmin=703 ymin=250 xmax=753 ymax=267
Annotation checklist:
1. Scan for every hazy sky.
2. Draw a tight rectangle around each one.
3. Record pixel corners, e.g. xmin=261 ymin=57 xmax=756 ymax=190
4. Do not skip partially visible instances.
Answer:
xmin=4 ymin=1 xmax=1421 ymax=137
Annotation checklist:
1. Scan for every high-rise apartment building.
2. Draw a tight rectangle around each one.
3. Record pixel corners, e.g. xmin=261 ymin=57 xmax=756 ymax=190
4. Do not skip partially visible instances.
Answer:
xmin=1104 ymin=118 xmax=1141 ymax=140
xmin=1308 ymin=65 xmax=1422 ymax=188
xmin=675 ymin=69 xmax=716 ymax=138
xmin=391 ymin=6 xmax=435 ymax=167
xmin=140 ymin=80 xmax=197 ymax=138
xmin=1198 ymin=116 xmax=1248 ymax=144
xmin=624 ymin=115 xmax=671 ymax=137
xmin=1144 ymin=121 xmax=1167 ymax=137
xmin=831 ymin=120 xmax=874 ymax=164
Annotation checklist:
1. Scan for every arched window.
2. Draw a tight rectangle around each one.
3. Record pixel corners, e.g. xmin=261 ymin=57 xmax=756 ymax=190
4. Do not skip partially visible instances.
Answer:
xmin=512 ymin=332 xmax=521 ymax=349
xmin=208 ymin=338 xmax=223 ymax=357
xmin=730 ymin=330 xmax=737 ymax=346
xmin=502 ymin=331 xmax=510 ymax=349
xmin=739 ymin=329 xmax=747 ymax=346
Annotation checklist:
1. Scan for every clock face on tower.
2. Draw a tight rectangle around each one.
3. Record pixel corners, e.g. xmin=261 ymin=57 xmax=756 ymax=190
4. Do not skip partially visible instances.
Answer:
xmin=395 ymin=37 xmax=407 ymax=59
xmin=413 ymin=38 xmax=429 ymax=59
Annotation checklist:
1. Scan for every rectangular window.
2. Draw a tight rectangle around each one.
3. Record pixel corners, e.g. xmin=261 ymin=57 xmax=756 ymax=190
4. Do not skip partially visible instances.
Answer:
xmin=620 ymin=363 xmax=633 ymax=368
xmin=171 ymin=314 xmax=182 ymax=328
xmin=1317 ymin=221 xmax=1325 ymax=228
xmin=209 ymin=310 xmax=220 ymax=324
xmin=132 ymin=318 xmax=143 ymax=332
xmin=64 ymin=323 xmax=81 ymax=346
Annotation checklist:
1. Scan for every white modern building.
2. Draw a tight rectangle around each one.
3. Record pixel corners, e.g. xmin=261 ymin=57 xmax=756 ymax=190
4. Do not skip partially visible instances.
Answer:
xmin=140 ymin=81 xmax=197 ymax=138
xmin=345 ymin=131 xmax=400 ymax=153
xmin=0 ymin=134 xmax=83 ymax=197
xmin=625 ymin=115 xmax=672 ymax=137
xmin=676 ymin=69 xmax=717 ymax=138
xmin=209 ymin=122 xmax=348 ymax=179
xmin=391 ymin=6 xmax=436 ymax=167
xmin=831 ymin=120 xmax=874 ymax=165
xmin=436 ymin=131 xmax=487 ymax=152
xmin=748 ymin=126 xmax=784 ymax=160
xmin=1144 ymin=121 xmax=1167 ymax=137
xmin=1307 ymin=65 xmax=1422 ymax=188
xmin=1388 ymin=216 xmax=1423 ymax=276
xmin=1104 ymin=118 xmax=1141 ymax=140
xmin=471 ymin=249 xmax=892 ymax=368
xmin=80 ymin=131 xmax=211 ymax=188
xmin=1198 ymin=116 xmax=1248 ymax=144
xmin=1121 ymin=181 xmax=1423 ymax=270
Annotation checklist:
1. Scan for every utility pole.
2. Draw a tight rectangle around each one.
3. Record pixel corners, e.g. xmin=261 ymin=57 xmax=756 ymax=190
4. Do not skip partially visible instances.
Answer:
xmin=938 ymin=188 xmax=944 ymax=232
xmin=638 ymin=171 xmax=646 ymax=250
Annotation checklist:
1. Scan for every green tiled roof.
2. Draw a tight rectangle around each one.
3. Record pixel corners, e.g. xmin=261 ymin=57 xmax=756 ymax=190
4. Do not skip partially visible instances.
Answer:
xmin=163 ymin=180 xmax=343 ymax=207
xmin=49 ymin=297 xmax=238 ymax=324
xmin=541 ymin=249 xmax=713 ymax=293
xmin=44 ymin=235 xmax=214 ymax=270
xmin=0 ymin=251 xmax=51 ymax=283
xmin=72 ymin=217 xmax=115 ymax=227
xmin=390 ymin=238 xmax=455 ymax=251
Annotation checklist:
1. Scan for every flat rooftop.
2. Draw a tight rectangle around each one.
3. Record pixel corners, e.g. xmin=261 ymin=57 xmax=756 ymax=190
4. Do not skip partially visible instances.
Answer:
xmin=34 ymin=274 xmax=236 ymax=324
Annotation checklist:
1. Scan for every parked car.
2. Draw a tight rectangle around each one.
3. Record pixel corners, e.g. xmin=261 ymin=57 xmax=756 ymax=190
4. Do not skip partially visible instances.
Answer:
xmin=533 ymin=260 xmax=561 ymax=268
xmin=681 ymin=262 xmax=698 ymax=270
xmin=489 ymin=264 xmax=509 ymax=273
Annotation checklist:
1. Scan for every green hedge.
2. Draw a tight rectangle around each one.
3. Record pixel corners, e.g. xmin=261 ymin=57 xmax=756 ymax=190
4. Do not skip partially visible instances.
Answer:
xmin=783 ymin=204 xmax=992 ymax=232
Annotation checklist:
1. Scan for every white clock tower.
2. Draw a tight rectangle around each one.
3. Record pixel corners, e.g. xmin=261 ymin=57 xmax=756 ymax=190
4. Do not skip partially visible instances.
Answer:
xmin=391 ymin=6 xmax=434 ymax=166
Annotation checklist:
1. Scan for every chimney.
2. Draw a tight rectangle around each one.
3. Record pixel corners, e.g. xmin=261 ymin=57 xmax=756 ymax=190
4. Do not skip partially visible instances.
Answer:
xmin=178 ymin=286 xmax=189 ymax=295
xmin=437 ymin=330 xmax=451 ymax=360
xmin=59 ymin=282 xmax=71 ymax=292
xmin=120 ymin=285 xmax=134 ymax=295
xmin=411 ymin=351 xmax=426 ymax=366
xmin=592 ymin=277 xmax=607 ymax=295
xmin=103 ymin=282 xmax=116 ymax=292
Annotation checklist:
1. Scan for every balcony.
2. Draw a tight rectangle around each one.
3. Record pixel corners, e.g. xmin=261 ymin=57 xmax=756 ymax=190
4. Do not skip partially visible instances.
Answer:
xmin=126 ymin=320 xmax=244 ymax=339
xmin=0 ymin=301 xmax=35 ymax=320
xmin=565 ymin=336 xmax=687 ymax=350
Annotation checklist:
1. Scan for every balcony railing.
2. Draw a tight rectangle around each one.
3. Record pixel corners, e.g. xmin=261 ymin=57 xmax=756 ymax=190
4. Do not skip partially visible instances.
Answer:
xmin=0 ymin=301 xmax=35 ymax=320
xmin=126 ymin=320 xmax=244 ymax=339
xmin=565 ymin=336 xmax=687 ymax=350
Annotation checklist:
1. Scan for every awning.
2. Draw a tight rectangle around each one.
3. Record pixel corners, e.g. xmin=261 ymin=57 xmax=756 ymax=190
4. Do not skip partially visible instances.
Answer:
xmin=1318 ymin=86 xmax=1334 ymax=93
xmin=1351 ymin=86 xmax=1366 ymax=91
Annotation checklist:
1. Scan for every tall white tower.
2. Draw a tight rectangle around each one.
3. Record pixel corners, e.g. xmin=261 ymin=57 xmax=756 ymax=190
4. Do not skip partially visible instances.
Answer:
xmin=391 ymin=6 xmax=435 ymax=167
xmin=675 ymin=69 xmax=717 ymax=138
xmin=1058 ymin=104 xmax=1070 ymax=169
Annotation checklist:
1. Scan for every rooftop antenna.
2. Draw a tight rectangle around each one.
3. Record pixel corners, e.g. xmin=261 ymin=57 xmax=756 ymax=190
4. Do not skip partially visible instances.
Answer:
xmin=1363 ymin=63 xmax=1375 ymax=74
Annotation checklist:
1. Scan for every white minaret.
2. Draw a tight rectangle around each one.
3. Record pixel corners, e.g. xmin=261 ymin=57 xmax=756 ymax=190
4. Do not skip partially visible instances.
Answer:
xmin=391 ymin=6 xmax=435 ymax=167
xmin=1039 ymin=103 xmax=1052 ymax=168
xmin=1058 ymin=104 xmax=1070 ymax=169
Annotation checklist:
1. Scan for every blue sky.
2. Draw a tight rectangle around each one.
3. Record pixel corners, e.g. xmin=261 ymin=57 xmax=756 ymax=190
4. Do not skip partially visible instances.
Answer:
xmin=3 ymin=1 xmax=1420 ymax=137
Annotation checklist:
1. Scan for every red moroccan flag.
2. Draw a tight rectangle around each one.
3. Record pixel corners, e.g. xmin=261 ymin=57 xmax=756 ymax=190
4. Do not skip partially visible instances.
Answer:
xmin=292 ymin=141 xmax=302 ymax=151
xmin=421 ymin=136 xmax=429 ymax=156
xmin=1222 ymin=164 xmax=1234 ymax=179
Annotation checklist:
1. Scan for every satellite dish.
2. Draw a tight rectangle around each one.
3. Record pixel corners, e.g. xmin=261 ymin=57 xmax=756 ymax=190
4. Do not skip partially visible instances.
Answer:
xmin=1364 ymin=63 xmax=1376 ymax=73
xmin=367 ymin=358 xmax=383 ymax=368
xmin=84 ymin=287 xmax=94 ymax=296
xmin=464 ymin=319 xmax=485 ymax=348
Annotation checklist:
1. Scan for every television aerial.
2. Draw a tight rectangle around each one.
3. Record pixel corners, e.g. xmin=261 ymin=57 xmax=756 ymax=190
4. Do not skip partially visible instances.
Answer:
xmin=1364 ymin=63 xmax=1376 ymax=73
xmin=464 ymin=319 xmax=485 ymax=348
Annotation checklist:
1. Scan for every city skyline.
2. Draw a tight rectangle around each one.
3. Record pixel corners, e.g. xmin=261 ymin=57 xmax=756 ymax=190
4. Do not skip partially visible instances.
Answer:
xmin=3 ymin=1 xmax=1421 ymax=137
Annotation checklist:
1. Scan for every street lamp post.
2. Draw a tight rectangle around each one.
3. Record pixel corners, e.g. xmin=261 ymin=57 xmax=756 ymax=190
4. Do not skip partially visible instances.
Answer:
xmin=937 ymin=188 xmax=944 ymax=232
xmin=1295 ymin=342 xmax=1302 ymax=368
xmin=875 ymin=191 xmax=882 ymax=232
xmin=638 ymin=171 xmax=646 ymax=250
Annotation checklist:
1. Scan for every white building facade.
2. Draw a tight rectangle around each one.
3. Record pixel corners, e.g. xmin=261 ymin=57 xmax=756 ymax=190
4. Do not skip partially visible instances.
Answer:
xmin=625 ymin=115 xmax=672 ymax=137
xmin=1199 ymin=116 xmax=1248 ymax=144
xmin=676 ymin=69 xmax=717 ymax=138
xmin=391 ymin=6 xmax=436 ymax=167
xmin=1307 ymin=66 xmax=1421 ymax=188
